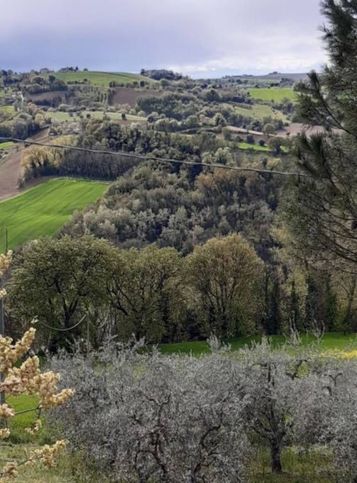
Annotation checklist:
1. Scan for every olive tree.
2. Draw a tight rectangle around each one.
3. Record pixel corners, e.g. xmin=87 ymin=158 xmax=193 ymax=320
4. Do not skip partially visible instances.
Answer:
xmin=50 ymin=344 xmax=251 ymax=482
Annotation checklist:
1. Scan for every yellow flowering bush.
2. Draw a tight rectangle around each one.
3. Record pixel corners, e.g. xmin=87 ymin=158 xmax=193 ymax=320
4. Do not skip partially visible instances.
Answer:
xmin=0 ymin=328 xmax=74 ymax=481
xmin=0 ymin=252 xmax=74 ymax=482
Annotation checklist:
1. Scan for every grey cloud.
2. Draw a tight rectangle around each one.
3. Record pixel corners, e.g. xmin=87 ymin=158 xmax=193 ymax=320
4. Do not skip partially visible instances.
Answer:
xmin=0 ymin=0 xmax=326 ymax=75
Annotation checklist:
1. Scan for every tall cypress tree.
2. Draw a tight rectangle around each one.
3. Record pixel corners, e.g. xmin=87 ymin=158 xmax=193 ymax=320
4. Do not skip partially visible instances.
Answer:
xmin=285 ymin=0 xmax=357 ymax=274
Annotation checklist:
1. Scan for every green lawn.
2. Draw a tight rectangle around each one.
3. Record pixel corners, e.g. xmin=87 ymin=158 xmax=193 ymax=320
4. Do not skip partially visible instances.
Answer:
xmin=53 ymin=70 xmax=150 ymax=87
xmin=160 ymin=332 xmax=357 ymax=355
xmin=248 ymin=87 xmax=297 ymax=103
xmin=0 ymin=178 xmax=108 ymax=251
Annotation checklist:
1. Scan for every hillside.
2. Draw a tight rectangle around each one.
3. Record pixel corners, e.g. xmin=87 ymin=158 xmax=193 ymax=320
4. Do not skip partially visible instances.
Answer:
xmin=0 ymin=178 xmax=107 ymax=251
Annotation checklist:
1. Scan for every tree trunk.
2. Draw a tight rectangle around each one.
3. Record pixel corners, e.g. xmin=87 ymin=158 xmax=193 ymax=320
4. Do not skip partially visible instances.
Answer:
xmin=344 ymin=276 xmax=356 ymax=331
xmin=271 ymin=442 xmax=282 ymax=473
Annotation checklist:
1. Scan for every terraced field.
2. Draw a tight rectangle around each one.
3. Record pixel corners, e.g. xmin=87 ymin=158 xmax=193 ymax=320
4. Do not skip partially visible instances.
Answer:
xmin=0 ymin=178 xmax=108 ymax=251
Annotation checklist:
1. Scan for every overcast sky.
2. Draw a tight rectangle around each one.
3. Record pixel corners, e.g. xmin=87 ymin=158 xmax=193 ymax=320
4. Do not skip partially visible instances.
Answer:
xmin=0 ymin=0 xmax=326 ymax=77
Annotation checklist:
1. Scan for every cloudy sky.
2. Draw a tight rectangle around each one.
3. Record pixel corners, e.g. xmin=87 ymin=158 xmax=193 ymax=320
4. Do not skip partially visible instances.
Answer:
xmin=1 ymin=0 xmax=326 ymax=77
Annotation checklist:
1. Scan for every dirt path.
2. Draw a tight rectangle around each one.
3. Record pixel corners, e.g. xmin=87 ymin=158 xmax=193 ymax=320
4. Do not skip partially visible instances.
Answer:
xmin=0 ymin=129 xmax=49 ymax=201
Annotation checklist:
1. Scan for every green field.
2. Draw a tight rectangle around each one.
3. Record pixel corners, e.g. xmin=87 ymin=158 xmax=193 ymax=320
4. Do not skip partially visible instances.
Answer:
xmin=248 ymin=87 xmax=297 ymax=103
xmin=48 ymin=110 xmax=145 ymax=123
xmin=0 ymin=178 xmax=108 ymax=251
xmin=234 ymin=103 xmax=287 ymax=121
xmin=160 ymin=332 xmax=357 ymax=355
xmin=53 ymin=70 xmax=150 ymax=87
xmin=238 ymin=141 xmax=271 ymax=152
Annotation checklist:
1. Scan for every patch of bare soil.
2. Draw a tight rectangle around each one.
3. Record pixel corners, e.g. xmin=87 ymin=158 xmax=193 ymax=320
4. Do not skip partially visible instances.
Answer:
xmin=109 ymin=87 xmax=161 ymax=107
xmin=0 ymin=129 xmax=49 ymax=201
xmin=276 ymin=123 xmax=326 ymax=138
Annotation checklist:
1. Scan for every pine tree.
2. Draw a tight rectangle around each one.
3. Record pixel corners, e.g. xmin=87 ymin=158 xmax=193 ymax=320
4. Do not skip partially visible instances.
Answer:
xmin=286 ymin=0 xmax=357 ymax=274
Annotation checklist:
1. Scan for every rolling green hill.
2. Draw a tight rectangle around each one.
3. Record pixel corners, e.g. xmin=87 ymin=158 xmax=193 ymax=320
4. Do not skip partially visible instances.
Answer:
xmin=53 ymin=70 xmax=151 ymax=87
xmin=0 ymin=178 xmax=108 ymax=251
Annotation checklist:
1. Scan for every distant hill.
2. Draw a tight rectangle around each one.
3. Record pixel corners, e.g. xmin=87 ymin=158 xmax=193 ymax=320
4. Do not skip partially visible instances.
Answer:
xmin=225 ymin=72 xmax=308 ymax=82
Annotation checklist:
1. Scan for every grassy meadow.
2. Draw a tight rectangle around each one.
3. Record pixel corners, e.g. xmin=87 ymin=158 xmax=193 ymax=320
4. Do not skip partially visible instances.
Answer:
xmin=53 ymin=70 xmax=150 ymax=87
xmin=234 ymin=103 xmax=287 ymax=121
xmin=248 ymin=87 xmax=297 ymax=103
xmin=238 ymin=141 xmax=271 ymax=152
xmin=48 ymin=110 xmax=145 ymax=123
xmin=160 ymin=332 xmax=357 ymax=355
xmin=0 ymin=178 xmax=108 ymax=251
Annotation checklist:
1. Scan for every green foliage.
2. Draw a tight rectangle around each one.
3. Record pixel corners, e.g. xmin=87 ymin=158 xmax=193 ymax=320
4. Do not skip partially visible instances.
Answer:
xmin=185 ymin=234 xmax=263 ymax=338
xmin=8 ymin=236 xmax=114 ymax=348
xmin=64 ymin=162 xmax=279 ymax=258
xmin=7 ymin=235 xmax=264 ymax=346
xmin=288 ymin=0 xmax=357 ymax=273
xmin=106 ymin=245 xmax=185 ymax=343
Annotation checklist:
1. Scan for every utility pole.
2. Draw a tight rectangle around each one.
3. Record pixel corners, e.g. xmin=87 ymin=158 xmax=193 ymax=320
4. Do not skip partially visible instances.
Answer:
xmin=0 ymin=227 xmax=8 ymax=405
xmin=0 ymin=295 xmax=4 ymax=405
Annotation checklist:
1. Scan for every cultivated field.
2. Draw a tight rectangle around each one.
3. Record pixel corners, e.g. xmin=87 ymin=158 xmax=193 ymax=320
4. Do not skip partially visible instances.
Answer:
xmin=53 ymin=70 xmax=150 ymax=87
xmin=48 ymin=110 xmax=145 ymax=123
xmin=248 ymin=87 xmax=297 ymax=102
xmin=0 ymin=178 xmax=108 ymax=251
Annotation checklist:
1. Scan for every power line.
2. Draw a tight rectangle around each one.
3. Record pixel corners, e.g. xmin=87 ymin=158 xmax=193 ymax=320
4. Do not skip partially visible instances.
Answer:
xmin=33 ymin=314 xmax=87 ymax=332
xmin=0 ymin=137 xmax=307 ymax=178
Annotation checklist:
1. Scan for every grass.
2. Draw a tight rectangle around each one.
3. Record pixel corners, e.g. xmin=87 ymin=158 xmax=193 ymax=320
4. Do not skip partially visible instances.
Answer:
xmin=248 ymin=87 xmax=297 ymax=103
xmin=1 ymin=393 xmax=108 ymax=482
xmin=234 ymin=103 xmax=287 ymax=121
xmin=0 ymin=178 xmax=108 ymax=251
xmin=53 ymin=70 xmax=150 ymax=87
xmin=238 ymin=142 xmax=271 ymax=152
xmin=48 ymin=110 xmax=145 ymax=123
xmin=0 ymin=105 xmax=16 ymax=120
xmin=0 ymin=444 xmax=75 ymax=483
xmin=249 ymin=447 xmax=335 ymax=482
xmin=159 ymin=332 xmax=357 ymax=355
xmin=0 ymin=141 xmax=14 ymax=150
